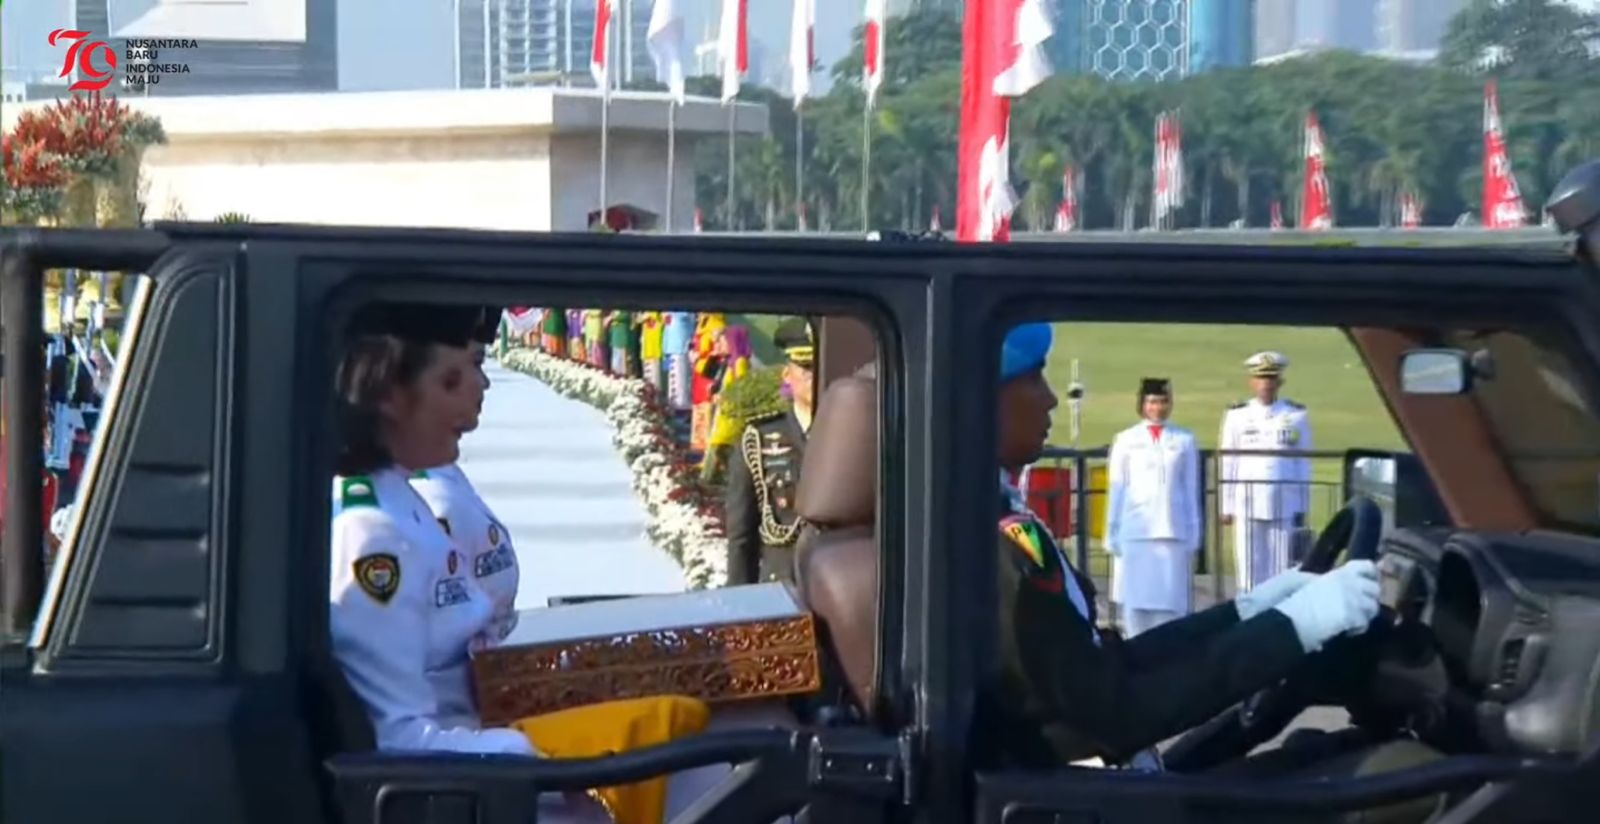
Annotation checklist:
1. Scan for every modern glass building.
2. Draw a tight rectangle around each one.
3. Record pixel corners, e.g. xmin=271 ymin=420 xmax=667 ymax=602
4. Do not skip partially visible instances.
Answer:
xmin=1189 ymin=0 xmax=1255 ymax=73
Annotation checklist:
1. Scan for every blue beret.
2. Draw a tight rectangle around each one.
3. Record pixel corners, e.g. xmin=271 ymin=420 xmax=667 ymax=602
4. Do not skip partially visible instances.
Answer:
xmin=1000 ymin=322 xmax=1053 ymax=382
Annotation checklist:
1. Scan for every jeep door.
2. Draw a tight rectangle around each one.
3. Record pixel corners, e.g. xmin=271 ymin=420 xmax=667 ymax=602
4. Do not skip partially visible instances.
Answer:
xmin=918 ymin=237 xmax=1600 ymax=824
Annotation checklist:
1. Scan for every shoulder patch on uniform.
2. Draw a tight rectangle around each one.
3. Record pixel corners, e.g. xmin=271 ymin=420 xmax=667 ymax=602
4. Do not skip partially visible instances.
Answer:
xmin=353 ymin=553 xmax=400 ymax=604
xmin=341 ymin=476 xmax=379 ymax=509
xmin=999 ymin=514 xmax=1050 ymax=568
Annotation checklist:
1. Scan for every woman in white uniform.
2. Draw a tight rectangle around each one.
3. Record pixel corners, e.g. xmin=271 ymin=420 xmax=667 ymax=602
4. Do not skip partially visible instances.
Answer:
xmin=330 ymin=303 xmax=710 ymax=824
xmin=412 ymin=314 xmax=520 ymax=643
xmin=1104 ymin=378 xmax=1202 ymax=637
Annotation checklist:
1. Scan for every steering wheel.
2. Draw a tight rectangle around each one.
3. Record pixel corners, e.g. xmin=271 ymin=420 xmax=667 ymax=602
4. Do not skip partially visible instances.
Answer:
xmin=1161 ymin=496 xmax=1386 ymax=773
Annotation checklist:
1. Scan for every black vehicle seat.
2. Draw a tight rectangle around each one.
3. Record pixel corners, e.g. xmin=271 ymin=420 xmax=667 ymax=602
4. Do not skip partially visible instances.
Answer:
xmin=794 ymin=371 xmax=881 ymax=720
xmin=306 ymin=646 xmax=377 ymax=754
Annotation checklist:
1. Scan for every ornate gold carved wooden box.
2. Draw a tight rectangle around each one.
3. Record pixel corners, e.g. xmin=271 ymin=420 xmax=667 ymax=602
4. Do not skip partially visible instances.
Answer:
xmin=471 ymin=583 xmax=822 ymax=726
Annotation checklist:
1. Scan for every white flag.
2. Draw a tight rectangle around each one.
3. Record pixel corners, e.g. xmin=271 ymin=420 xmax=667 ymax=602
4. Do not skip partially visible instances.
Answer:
xmin=719 ymin=0 xmax=748 ymax=103
xmin=790 ymin=0 xmax=816 ymax=106
xmin=648 ymin=0 xmax=687 ymax=104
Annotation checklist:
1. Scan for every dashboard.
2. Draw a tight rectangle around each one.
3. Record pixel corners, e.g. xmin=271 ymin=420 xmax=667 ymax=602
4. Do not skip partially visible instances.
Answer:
xmin=1376 ymin=527 xmax=1600 ymax=756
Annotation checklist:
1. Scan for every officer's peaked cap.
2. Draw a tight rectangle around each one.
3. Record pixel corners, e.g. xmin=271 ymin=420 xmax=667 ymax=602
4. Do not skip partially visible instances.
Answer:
xmin=774 ymin=316 xmax=816 ymax=367
xmin=1245 ymin=351 xmax=1289 ymax=377
xmin=1001 ymin=323 xmax=1053 ymax=382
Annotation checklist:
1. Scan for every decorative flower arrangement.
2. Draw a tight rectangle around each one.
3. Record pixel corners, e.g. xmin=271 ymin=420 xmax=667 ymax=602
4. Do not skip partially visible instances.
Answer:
xmin=500 ymin=346 xmax=729 ymax=589
xmin=1 ymin=91 xmax=167 ymax=227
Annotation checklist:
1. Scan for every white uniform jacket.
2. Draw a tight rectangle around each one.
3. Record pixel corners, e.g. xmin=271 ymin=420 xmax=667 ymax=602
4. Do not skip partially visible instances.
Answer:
xmin=1104 ymin=422 xmax=1203 ymax=553
xmin=412 ymin=464 xmax=521 ymax=641
xmin=329 ymin=467 xmax=534 ymax=755
xmin=1218 ymin=399 xmax=1313 ymax=522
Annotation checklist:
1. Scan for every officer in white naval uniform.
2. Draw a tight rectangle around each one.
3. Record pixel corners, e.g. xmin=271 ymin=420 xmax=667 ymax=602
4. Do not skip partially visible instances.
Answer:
xmin=1105 ymin=378 xmax=1201 ymax=637
xmin=1218 ymin=351 xmax=1313 ymax=592
xmin=413 ymin=323 xmax=521 ymax=643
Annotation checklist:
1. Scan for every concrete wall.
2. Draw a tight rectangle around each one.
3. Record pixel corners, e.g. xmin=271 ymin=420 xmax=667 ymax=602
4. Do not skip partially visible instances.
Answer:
xmin=141 ymin=131 xmax=556 ymax=231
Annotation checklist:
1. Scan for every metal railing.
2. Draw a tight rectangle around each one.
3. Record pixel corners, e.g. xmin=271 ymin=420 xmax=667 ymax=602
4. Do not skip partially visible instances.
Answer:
xmin=1028 ymin=446 xmax=1352 ymax=608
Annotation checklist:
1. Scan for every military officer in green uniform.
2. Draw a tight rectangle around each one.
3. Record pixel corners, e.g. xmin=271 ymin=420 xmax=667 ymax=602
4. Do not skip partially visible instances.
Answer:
xmin=983 ymin=323 xmax=1393 ymax=779
xmin=722 ymin=317 xmax=816 ymax=585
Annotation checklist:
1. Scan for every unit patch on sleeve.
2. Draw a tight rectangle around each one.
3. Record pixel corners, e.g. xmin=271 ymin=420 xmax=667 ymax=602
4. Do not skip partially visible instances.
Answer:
xmin=353 ymin=553 xmax=400 ymax=604
xmin=998 ymin=514 xmax=1049 ymax=568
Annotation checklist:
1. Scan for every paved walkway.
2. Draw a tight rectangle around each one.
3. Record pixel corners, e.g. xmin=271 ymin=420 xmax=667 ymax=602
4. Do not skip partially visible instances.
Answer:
xmin=459 ymin=358 xmax=689 ymax=609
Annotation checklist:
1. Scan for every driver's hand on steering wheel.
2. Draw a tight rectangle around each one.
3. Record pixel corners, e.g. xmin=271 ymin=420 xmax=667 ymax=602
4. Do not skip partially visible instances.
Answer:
xmin=1233 ymin=568 xmax=1318 ymax=621
xmin=1272 ymin=560 xmax=1382 ymax=654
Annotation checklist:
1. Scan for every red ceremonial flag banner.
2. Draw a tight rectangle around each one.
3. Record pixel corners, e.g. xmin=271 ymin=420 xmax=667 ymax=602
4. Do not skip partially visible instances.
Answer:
xmin=956 ymin=0 xmax=1051 ymax=242
xmin=1300 ymin=111 xmax=1333 ymax=230
xmin=1482 ymin=79 xmax=1527 ymax=229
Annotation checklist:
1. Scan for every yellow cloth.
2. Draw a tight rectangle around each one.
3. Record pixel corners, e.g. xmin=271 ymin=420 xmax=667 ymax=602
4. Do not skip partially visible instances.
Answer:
xmin=513 ymin=696 xmax=710 ymax=824
xmin=639 ymin=313 xmax=665 ymax=361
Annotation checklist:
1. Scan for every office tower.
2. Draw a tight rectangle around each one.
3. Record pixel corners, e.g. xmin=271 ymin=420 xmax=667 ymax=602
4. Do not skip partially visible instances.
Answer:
xmin=1255 ymin=0 xmax=1296 ymax=59
xmin=74 ymin=0 xmax=337 ymax=95
xmin=1377 ymin=0 xmax=1465 ymax=54
xmin=1189 ymin=0 xmax=1254 ymax=72
xmin=460 ymin=0 xmax=655 ymax=90
xmin=1084 ymin=0 xmax=1191 ymax=81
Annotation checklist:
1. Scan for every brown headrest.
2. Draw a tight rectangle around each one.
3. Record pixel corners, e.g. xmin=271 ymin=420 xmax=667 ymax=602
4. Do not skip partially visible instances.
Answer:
xmin=796 ymin=374 xmax=877 ymax=528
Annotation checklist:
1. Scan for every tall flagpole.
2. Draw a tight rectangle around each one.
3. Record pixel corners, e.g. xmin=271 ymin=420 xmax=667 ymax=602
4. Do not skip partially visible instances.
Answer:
xmin=727 ymin=105 xmax=736 ymax=229
xmin=860 ymin=103 xmax=871 ymax=229
xmin=599 ymin=7 xmax=612 ymax=223
xmin=665 ymin=100 xmax=677 ymax=231
xmin=796 ymin=103 xmax=805 ymax=229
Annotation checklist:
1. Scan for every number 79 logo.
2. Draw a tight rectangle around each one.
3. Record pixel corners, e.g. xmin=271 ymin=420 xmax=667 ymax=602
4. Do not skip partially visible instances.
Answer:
xmin=49 ymin=28 xmax=119 ymax=92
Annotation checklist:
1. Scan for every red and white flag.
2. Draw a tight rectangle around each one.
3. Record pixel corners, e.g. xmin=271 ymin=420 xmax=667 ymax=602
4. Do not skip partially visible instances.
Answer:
xmin=929 ymin=205 xmax=942 ymax=233
xmin=719 ymin=0 xmax=749 ymax=103
xmin=1151 ymin=111 xmax=1184 ymax=227
xmin=1482 ymin=80 xmax=1527 ymax=229
xmin=1300 ymin=111 xmax=1333 ymax=230
xmin=1399 ymin=191 xmax=1421 ymax=229
xmin=591 ymin=0 xmax=615 ymax=90
xmin=797 ymin=201 xmax=809 ymax=231
xmin=1054 ymin=167 xmax=1077 ymax=232
xmin=647 ymin=0 xmax=687 ymax=104
xmin=863 ymin=0 xmax=887 ymax=107
xmin=693 ymin=207 xmax=704 ymax=233
xmin=1270 ymin=200 xmax=1284 ymax=230
xmin=791 ymin=0 xmax=816 ymax=106
xmin=956 ymin=0 xmax=1053 ymax=242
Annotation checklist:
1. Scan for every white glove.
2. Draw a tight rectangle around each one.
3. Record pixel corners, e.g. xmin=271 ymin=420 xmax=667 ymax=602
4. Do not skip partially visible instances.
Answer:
xmin=1272 ymin=561 xmax=1381 ymax=653
xmin=1233 ymin=568 xmax=1317 ymax=621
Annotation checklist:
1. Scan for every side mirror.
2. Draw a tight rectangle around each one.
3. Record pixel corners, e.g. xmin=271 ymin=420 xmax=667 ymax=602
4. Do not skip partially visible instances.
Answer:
xmin=1546 ymin=160 xmax=1600 ymax=264
xmin=1399 ymin=349 xmax=1473 ymax=395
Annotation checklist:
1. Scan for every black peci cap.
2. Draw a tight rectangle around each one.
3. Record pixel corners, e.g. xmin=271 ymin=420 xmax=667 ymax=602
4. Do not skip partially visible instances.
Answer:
xmin=1140 ymin=377 xmax=1172 ymax=398
xmin=347 ymin=303 xmax=501 ymax=347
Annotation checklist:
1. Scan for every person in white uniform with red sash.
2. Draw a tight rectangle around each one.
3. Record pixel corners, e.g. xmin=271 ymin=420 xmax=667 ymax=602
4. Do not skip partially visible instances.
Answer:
xmin=1105 ymin=378 xmax=1201 ymax=637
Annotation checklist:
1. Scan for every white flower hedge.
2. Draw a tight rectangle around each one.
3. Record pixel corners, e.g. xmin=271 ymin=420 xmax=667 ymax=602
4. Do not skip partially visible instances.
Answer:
xmin=499 ymin=347 xmax=729 ymax=588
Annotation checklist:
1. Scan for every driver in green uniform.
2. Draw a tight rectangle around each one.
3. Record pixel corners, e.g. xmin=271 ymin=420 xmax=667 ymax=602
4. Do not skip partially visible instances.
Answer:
xmin=983 ymin=323 xmax=1390 ymax=776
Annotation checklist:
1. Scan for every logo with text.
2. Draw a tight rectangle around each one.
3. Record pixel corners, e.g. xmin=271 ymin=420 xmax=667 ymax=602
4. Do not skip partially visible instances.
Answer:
xmin=48 ymin=29 xmax=197 ymax=92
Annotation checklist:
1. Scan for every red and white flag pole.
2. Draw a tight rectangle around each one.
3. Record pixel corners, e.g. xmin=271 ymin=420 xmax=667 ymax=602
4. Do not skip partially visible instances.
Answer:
xmin=1482 ymin=79 xmax=1528 ymax=229
xmin=862 ymin=0 xmax=886 ymax=228
xmin=956 ymin=0 xmax=1053 ymax=242
xmin=592 ymin=0 xmax=615 ymax=226
xmin=1300 ymin=111 xmax=1333 ymax=230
